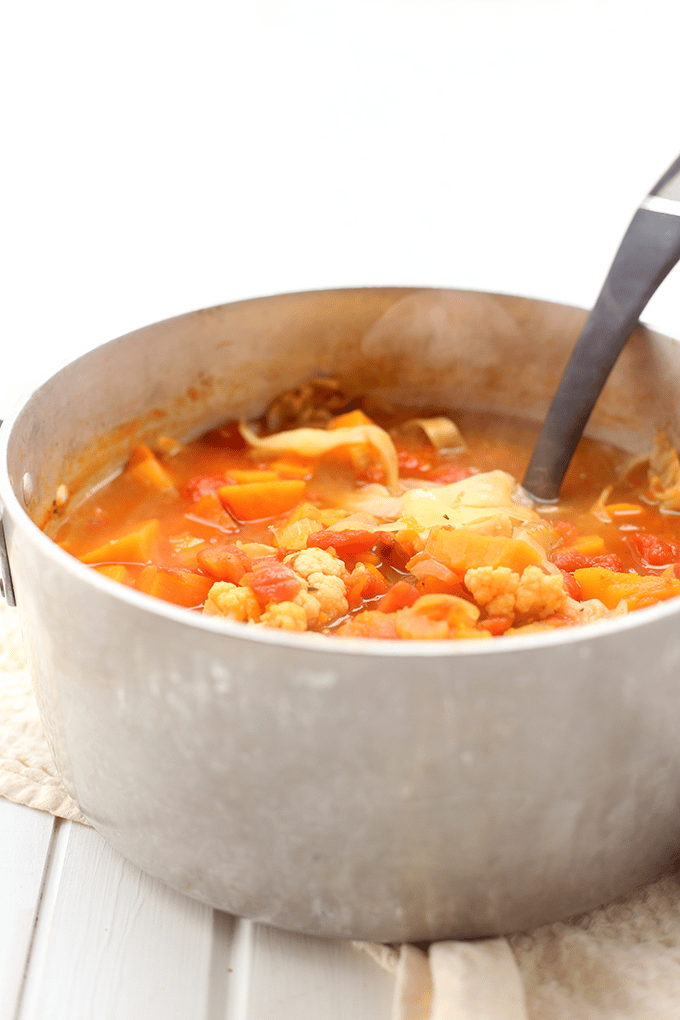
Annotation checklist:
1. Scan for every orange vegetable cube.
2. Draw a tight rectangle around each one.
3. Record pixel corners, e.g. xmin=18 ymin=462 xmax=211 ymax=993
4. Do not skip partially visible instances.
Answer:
xmin=224 ymin=469 xmax=279 ymax=484
xmin=565 ymin=534 xmax=607 ymax=557
xmin=136 ymin=565 xmax=213 ymax=607
xmin=573 ymin=566 xmax=680 ymax=611
xmin=94 ymin=564 xmax=131 ymax=584
xmin=126 ymin=445 xmax=175 ymax=491
xmin=80 ymin=519 xmax=160 ymax=565
xmin=218 ymin=480 xmax=306 ymax=521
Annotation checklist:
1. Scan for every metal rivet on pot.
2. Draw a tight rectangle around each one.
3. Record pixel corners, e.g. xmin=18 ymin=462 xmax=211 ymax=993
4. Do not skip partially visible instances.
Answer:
xmin=22 ymin=473 xmax=33 ymax=503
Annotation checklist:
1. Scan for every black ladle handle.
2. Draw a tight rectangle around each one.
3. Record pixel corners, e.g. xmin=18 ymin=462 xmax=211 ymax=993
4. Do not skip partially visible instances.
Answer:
xmin=523 ymin=153 xmax=680 ymax=502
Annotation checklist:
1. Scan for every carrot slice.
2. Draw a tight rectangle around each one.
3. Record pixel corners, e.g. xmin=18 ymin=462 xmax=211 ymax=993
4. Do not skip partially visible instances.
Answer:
xmin=136 ymin=565 xmax=213 ymax=607
xmin=80 ymin=519 xmax=160 ymax=565
xmin=218 ymin=480 xmax=306 ymax=521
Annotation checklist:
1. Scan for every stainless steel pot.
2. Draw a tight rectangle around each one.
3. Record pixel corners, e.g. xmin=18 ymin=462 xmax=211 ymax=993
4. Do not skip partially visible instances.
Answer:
xmin=2 ymin=287 xmax=680 ymax=943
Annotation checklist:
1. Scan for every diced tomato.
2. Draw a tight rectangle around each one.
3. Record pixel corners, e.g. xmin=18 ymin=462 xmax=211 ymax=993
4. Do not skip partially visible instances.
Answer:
xmin=377 ymin=532 xmax=412 ymax=572
xmin=590 ymin=553 xmax=625 ymax=572
xmin=397 ymin=450 xmax=429 ymax=473
xmin=377 ymin=580 xmax=420 ymax=613
xmin=357 ymin=464 xmax=386 ymax=484
xmin=427 ymin=464 xmax=472 ymax=484
xmin=560 ymin=569 xmax=582 ymax=601
xmin=553 ymin=521 xmax=579 ymax=547
xmin=347 ymin=568 xmax=390 ymax=608
xmin=551 ymin=549 xmax=624 ymax=574
xmin=551 ymin=548 xmax=589 ymax=572
xmin=182 ymin=474 xmax=225 ymax=501
xmin=239 ymin=562 xmax=303 ymax=606
xmin=197 ymin=544 xmax=251 ymax=582
xmin=480 ymin=616 xmax=513 ymax=636
xmin=307 ymin=529 xmax=378 ymax=557
xmin=626 ymin=531 xmax=680 ymax=567
xmin=335 ymin=610 xmax=399 ymax=639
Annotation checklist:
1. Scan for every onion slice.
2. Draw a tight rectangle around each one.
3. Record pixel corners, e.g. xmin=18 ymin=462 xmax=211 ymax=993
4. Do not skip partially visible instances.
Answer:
xmin=395 ymin=416 xmax=466 ymax=451
xmin=239 ymin=422 xmax=400 ymax=493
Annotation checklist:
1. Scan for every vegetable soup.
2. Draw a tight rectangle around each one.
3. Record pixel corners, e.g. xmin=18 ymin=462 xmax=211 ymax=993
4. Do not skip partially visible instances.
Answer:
xmin=50 ymin=379 xmax=680 ymax=640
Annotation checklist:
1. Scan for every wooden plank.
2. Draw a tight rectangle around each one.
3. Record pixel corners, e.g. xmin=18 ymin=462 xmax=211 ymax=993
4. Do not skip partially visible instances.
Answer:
xmin=17 ymin=820 xmax=215 ymax=1020
xmin=0 ymin=800 xmax=55 ymax=1020
xmin=216 ymin=918 xmax=394 ymax=1020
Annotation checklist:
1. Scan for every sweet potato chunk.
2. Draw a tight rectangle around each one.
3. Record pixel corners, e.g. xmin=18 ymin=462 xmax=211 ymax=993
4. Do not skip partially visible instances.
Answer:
xmin=573 ymin=567 xmax=680 ymax=611
xmin=126 ymin=445 xmax=175 ymax=491
xmin=218 ymin=480 xmax=306 ymax=521
xmin=80 ymin=519 xmax=160 ymax=565
xmin=136 ymin=565 xmax=213 ymax=607
xmin=94 ymin=564 xmax=131 ymax=584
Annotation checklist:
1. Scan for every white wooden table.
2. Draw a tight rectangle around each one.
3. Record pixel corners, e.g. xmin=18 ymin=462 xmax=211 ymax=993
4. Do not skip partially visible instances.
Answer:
xmin=0 ymin=801 xmax=394 ymax=1020
xmin=2 ymin=1 xmax=680 ymax=1015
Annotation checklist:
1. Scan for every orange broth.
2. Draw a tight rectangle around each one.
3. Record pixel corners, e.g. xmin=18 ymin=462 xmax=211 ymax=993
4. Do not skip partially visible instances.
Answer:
xmin=50 ymin=406 xmax=680 ymax=637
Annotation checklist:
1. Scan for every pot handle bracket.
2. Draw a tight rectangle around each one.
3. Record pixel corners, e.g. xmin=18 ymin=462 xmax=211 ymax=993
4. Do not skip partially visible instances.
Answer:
xmin=0 ymin=422 xmax=17 ymax=607
xmin=0 ymin=514 xmax=16 ymax=607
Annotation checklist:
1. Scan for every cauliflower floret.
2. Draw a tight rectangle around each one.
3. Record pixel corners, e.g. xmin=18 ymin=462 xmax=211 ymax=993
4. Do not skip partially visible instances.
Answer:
xmin=285 ymin=547 xmax=348 ymax=581
xmin=514 ymin=565 xmax=567 ymax=619
xmin=465 ymin=565 xmax=519 ymax=617
xmin=203 ymin=582 xmax=260 ymax=622
xmin=562 ymin=596 xmax=628 ymax=624
xmin=306 ymin=572 xmax=349 ymax=625
xmin=293 ymin=588 xmax=322 ymax=627
xmin=465 ymin=564 xmax=567 ymax=621
xmin=260 ymin=601 xmax=308 ymax=631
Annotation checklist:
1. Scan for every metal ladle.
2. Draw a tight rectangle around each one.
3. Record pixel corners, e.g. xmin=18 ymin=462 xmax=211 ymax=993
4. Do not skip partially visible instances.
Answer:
xmin=523 ymin=153 xmax=680 ymax=502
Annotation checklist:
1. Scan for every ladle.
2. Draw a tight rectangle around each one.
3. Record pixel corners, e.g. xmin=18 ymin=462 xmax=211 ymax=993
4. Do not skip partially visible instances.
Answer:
xmin=523 ymin=153 xmax=680 ymax=502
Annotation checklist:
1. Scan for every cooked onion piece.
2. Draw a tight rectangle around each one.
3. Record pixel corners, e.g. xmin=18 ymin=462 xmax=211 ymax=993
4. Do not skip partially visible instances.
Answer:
xmin=339 ymin=470 xmax=539 ymax=537
xmin=393 ymin=416 xmax=466 ymax=452
xmin=239 ymin=422 xmax=400 ymax=494
xmin=648 ymin=430 xmax=680 ymax=510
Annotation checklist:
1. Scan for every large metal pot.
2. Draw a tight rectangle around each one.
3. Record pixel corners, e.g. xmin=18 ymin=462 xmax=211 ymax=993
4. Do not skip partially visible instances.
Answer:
xmin=2 ymin=287 xmax=680 ymax=943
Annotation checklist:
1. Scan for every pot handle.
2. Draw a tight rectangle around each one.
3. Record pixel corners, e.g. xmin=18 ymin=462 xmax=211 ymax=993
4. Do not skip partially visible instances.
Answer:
xmin=0 ymin=421 xmax=17 ymax=606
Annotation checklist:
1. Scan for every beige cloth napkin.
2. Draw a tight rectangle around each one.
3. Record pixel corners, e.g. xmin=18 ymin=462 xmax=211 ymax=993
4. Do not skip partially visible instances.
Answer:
xmin=2 ymin=597 xmax=680 ymax=1019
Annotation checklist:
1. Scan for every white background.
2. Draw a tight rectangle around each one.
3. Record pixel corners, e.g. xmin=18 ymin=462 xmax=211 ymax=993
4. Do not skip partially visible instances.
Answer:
xmin=2 ymin=0 xmax=680 ymax=416
xmin=2 ymin=6 xmax=680 ymax=1014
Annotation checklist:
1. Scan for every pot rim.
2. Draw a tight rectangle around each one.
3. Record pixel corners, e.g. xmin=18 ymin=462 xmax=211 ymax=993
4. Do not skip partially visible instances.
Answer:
xmin=2 ymin=286 xmax=680 ymax=659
